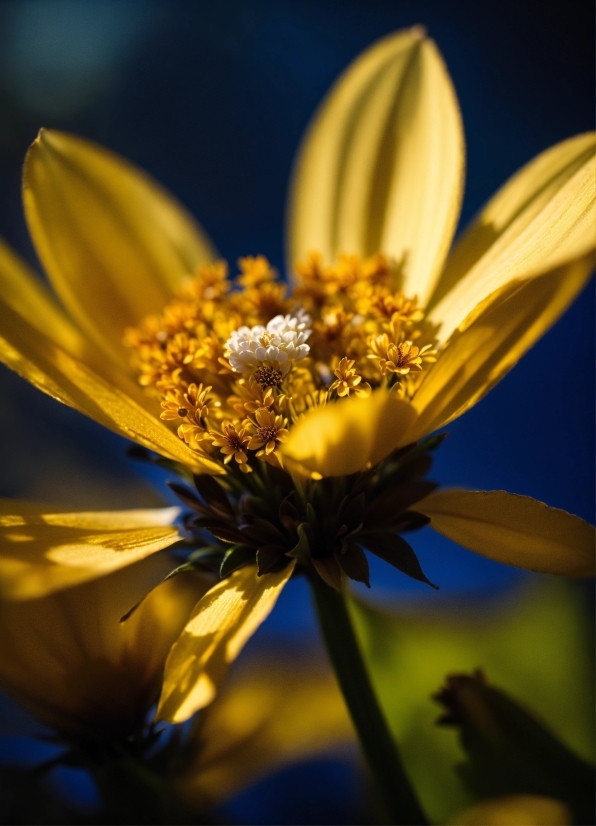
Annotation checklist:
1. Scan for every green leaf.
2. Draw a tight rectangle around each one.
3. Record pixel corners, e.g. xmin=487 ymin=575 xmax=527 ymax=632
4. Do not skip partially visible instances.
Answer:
xmin=434 ymin=671 xmax=595 ymax=824
xmin=362 ymin=532 xmax=437 ymax=588
xmin=347 ymin=581 xmax=595 ymax=824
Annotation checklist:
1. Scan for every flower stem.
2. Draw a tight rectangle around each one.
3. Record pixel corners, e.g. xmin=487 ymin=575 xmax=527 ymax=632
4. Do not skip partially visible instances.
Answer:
xmin=309 ymin=573 xmax=428 ymax=825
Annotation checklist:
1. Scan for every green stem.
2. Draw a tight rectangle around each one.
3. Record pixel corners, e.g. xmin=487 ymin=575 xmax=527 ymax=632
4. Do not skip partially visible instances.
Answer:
xmin=310 ymin=573 xmax=428 ymax=825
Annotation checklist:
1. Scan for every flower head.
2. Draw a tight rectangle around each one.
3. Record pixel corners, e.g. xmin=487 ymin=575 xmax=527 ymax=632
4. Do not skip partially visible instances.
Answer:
xmin=0 ymin=27 xmax=593 ymax=731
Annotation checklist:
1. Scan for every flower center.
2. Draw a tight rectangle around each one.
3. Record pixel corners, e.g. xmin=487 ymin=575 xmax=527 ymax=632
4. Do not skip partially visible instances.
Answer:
xmin=124 ymin=252 xmax=438 ymax=472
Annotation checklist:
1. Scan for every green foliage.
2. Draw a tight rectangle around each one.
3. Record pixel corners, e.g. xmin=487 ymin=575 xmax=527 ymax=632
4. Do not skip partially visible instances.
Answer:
xmin=348 ymin=581 xmax=594 ymax=824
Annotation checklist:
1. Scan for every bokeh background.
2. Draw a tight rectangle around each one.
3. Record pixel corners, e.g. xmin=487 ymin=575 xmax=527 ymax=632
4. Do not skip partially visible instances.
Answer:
xmin=0 ymin=1 xmax=593 ymax=823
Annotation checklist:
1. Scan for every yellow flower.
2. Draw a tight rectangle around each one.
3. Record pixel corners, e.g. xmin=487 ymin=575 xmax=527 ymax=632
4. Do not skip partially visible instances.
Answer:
xmin=0 ymin=27 xmax=593 ymax=728
xmin=0 ymin=552 xmax=208 ymax=740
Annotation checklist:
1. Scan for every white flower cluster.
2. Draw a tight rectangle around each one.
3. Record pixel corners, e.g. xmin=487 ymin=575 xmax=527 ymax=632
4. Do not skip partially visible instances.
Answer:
xmin=225 ymin=310 xmax=312 ymax=375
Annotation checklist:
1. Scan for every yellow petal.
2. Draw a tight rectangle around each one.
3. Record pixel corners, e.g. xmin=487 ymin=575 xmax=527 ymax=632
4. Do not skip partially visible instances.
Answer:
xmin=429 ymin=133 xmax=596 ymax=342
xmin=282 ymin=390 xmax=417 ymax=478
xmin=0 ymin=553 xmax=210 ymax=739
xmin=0 ymin=237 xmax=85 ymax=358
xmin=24 ymin=129 xmax=216 ymax=365
xmin=177 ymin=655 xmax=353 ymax=808
xmin=450 ymin=795 xmax=571 ymax=826
xmin=0 ymin=294 xmax=222 ymax=474
xmin=409 ymin=255 xmax=594 ymax=439
xmin=0 ymin=500 xmax=186 ymax=599
xmin=417 ymin=489 xmax=595 ymax=576
xmin=157 ymin=563 xmax=295 ymax=723
xmin=287 ymin=28 xmax=464 ymax=305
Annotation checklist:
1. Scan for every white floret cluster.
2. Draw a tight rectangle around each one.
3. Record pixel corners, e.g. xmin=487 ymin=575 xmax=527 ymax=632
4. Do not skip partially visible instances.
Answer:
xmin=225 ymin=310 xmax=312 ymax=375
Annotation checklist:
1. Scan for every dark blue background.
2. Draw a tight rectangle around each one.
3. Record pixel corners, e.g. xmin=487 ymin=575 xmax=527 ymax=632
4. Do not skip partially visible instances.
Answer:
xmin=0 ymin=1 xmax=593 ymax=822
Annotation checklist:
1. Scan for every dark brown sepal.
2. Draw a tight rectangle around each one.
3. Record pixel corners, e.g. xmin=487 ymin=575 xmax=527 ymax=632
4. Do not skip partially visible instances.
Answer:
xmin=256 ymin=545 xmax=287 ymax=575
xmin=166 ymin=481 xmax=210 ymax=515
xmin=220 ymin=545 xmax=255 ymax=578
xmin=193 ymin=473 xmax=234 ymax=516
xmin=336 ymin=543 xmax=370 ymax=587
xmin=279 ymin=493 xmax=300 ymax=529
xmin=239 ymin=517 xmax=286 ymax=546
xmin=363 ymin=532 xmax=438 ymax=588
xmin=312 ymin=555 xmax=343 ymax=590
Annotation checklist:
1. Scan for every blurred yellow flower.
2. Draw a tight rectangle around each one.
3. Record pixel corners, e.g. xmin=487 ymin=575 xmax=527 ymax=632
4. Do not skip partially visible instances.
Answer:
xmin=0 ymin=27 xmax=593 ymax=729
xmin=0 ymin=552 xmax=208 ymax=740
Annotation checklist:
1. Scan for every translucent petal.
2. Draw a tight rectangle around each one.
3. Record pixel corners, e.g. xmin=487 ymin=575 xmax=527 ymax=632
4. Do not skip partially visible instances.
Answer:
xmin=282 ymin=390 xmax=417 ymax=478
xmin=410 ymin=255 xmax=594 ymax=439
xmin=0 ymin=501 xmax=183 ymax=599
xmin=287 ymin=28 xmax=464 ymax=305
xmin=0 ymin=553 xmax=209 ymax=738
xmin=417 ymin=489 xmax=595 ymax=576
xmin=157 ymin=563 xmax=295 ymax=723
xmin=24 ymin=130 xmax=216 ymax=365
xmin=430 ymin=133 xmax=596 ymax=342
xmin=177 ymin=655 xmax=353 ymax=808
xmin=0 ymin=294 xmax=222 ymax=474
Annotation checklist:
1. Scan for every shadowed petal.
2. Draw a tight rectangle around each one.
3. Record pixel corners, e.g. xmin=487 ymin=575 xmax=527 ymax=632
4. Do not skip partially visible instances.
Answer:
xmin=0 ymin=295 xmax=222 ymax=474
xmin=417 ymin=489 xmax=595 ymax=576
xmin=288 ymin=28 xmax=464 ymax=305
xmin=429 ymin=133 xmax=596 ymax=342
xmin=24 ymin=130 xmax=216 ymax=365
xmin=0 ymin=501 xmax=183 ymax=599
xmin=409 ymin=255 xmax=594 ymax=439
xmin=0 ymin=553 xmax=209 ymax=739
xmin=157 ymin=563 xmax=295 ymax=723
xmin=282 ymin=390 xmax=417 ymax=478
xmin=177 ymin=654 xmax=353 ymax=808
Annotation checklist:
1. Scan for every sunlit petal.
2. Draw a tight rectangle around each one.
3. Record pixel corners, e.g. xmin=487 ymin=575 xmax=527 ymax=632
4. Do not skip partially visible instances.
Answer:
xmin=0 ymin=500 xmax=184 ymax=599
xmin=157 ymin=563 xmax=295 ymax=723
xmin=0 ymin=553 xmax=209 ymax=739
xmin=288 ymin=28 xmax=464 ymax=304
xmin=0 ymin=295 xmax=222 ymax=473
xmin=409 ymin=255 xmax=594 ymax=439
xmin=177 ymin=655 xmax=353 ymax=808
xmin=282 ymin=390 xmax=417 ymax=478
xmin=24 ymin=129 xmax=216 ymax=365
xmin=417 ymin=489 xmax=595 ymax=576
xmin=429 ymin=133 xmax=596 ymax=342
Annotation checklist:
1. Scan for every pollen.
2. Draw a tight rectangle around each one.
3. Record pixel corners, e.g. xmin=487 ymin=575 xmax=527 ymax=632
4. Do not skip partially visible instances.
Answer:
xmin=124 ymin=251 xmax=438 ymax=473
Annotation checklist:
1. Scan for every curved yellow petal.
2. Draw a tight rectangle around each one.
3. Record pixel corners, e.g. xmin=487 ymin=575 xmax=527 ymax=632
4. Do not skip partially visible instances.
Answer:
xmin=157 ymin=563 xmax=295 ymax=723
xmin=0 ymin=553 xmax=210 ymax=739
xmin=450 ymin=795 xmax=571 ymax=826
xmin=0 ymin=294 xmax=222 ymax=473
xmin=287 ymin=28 xmax=464 ymax=305
xmin=282 ymin=390 xmax=417 ymax=478
xmin=177 ymin=655 xmax=353 ymax=808
xmin=0 ymin=500 xmax=184 ymax=599
xmin=409 ymin=255 xmax=594 ymax=440
xmin=24 ymin=129 xmax=216 ymax=365
xmin=417 ymin=489 xmax=595 ymax=576
xmin=429 ymin=133 xmax=596 ymax=342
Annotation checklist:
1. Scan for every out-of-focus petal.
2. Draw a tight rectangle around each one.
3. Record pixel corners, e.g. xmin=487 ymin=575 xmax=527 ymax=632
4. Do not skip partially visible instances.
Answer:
xmin=0 ymin=500 xmax=184 ymax=599
xmin=429 ymin=133 xmax=596 ymax=342
xmin=0 ymin=295 xmax=222 ymax=474
xmin=449 ymin=795 xmax=571 ymax=826
xmin=417 ymin=489 xmax=595 ymax=576
xmin=177 ymin=654 xmax=353 ymax=808
xmin=0 ymin=553 xmax=210 ymax=740
xmin=23 ymin=130 xmax=216 ymax=365
xmin=409 ymin=255 xmax=593 ymax=439
xmin=157 ymin=563 xmax=295 ymax=723
xmin=287 ymin=28 xmax=464 ymax=305
xmin=282 ymin=391 xmax=417 ymax=478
